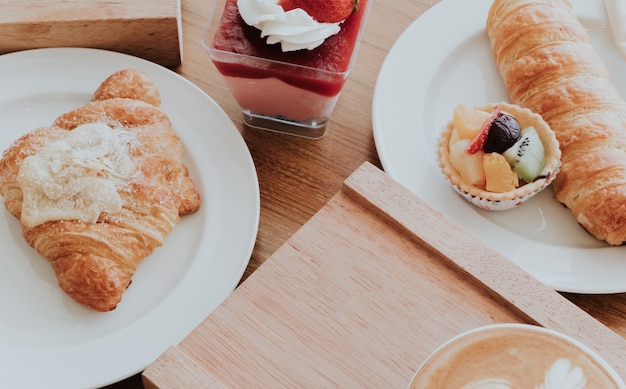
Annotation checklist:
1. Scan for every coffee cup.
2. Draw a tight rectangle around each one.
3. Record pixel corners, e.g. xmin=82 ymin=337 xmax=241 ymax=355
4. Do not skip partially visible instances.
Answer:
xmin=408 ymin=323 xmax=625 ymax=388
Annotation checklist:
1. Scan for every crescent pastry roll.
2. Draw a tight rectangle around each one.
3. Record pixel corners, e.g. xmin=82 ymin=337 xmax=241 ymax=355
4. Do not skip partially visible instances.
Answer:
xmin=486 ymin=0 xmax=626 ymax=245
xmin=0 ymin=69 xmax=201 ymax=311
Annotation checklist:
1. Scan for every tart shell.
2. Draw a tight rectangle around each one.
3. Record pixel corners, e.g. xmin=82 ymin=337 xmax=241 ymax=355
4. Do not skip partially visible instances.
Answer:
xmin=438 ymin=102 xmax=562 ymax=211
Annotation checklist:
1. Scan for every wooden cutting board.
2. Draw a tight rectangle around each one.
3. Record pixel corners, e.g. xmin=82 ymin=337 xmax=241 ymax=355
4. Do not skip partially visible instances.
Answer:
xmin=0 ymin=0 xmax=181 ymax=67
xmin=142 ymin=162 xmax=626 ymax=388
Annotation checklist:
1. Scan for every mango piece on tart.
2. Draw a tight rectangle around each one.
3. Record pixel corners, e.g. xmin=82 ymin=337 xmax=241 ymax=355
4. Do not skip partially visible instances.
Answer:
xmin=484 ymin=152 xmax=519 ymax=193
xmin=438 ymin=102 xmax=561 ymax=210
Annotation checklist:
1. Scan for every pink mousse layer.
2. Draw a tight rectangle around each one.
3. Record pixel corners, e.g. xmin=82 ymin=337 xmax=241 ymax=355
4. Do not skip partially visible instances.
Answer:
xmin=209 ymin=0 xmax=370 ymax=123
xmin=222 ymin=75 xmax=340 ymax=122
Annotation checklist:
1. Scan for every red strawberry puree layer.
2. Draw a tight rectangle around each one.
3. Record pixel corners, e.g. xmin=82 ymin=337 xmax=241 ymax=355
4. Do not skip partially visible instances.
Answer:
xmin=210 ymin=0 xmax=369 ymax=122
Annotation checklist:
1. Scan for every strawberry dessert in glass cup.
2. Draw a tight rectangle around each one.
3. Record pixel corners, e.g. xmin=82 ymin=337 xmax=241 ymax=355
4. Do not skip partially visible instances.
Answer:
xmin=203 ymin=0 xmax=372 ymax=138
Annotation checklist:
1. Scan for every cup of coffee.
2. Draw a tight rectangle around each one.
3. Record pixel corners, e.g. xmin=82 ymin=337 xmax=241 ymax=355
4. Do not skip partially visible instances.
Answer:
xmin=408 ymin=323 xmax=625 ymax=389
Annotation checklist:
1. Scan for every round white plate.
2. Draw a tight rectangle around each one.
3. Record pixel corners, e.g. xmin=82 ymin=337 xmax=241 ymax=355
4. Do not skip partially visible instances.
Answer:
xmin=0 ymin=48 xmax=260 ymax=388
xmin=373 ymin=0 xmax=626 ymax=294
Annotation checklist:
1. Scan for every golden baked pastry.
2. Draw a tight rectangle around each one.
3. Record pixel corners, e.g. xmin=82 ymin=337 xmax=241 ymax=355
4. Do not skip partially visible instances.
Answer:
xmin=486 ymin=0 xmax=626 ymax=245
xmin=0 ymin=69 xmax=201 ymax=311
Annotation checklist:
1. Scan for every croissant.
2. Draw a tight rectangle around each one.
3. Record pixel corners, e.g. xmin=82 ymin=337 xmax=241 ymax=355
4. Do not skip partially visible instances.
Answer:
xmin=0 ymin=69 xmax=201 ymax=311
xmin=486 ymin=0 xmax=626 ymax=245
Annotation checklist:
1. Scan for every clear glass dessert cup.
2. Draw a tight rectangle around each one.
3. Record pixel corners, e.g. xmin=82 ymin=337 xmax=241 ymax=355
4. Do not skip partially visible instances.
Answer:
xmin=203 ymin=0 xmax=372 ymax=139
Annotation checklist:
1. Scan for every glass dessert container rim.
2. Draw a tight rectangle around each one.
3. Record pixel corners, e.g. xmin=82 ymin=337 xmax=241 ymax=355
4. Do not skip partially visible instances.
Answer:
xmin=202 ymin=0 xmax=372 ymax=78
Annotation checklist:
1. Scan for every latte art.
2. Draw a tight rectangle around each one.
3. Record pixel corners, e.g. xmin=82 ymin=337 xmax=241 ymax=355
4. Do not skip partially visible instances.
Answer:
xmin=535 ymin=359 xmax=586 ymax=389
xmin=460 ymin=358 xmax=586 ymax=389
xmin=408 ymin=325 xmax=624 ymax=389
xmin=462 ymin=378 xmax=511 ymax=389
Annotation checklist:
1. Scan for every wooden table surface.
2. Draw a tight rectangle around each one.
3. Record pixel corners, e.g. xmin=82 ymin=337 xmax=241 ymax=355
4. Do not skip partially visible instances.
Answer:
xmin=103 ymin=0 xmax=626 ymax=387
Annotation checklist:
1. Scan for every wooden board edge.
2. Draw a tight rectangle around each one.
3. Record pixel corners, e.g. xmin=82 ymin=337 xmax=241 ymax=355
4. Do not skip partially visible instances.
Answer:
xmin=341 ymin=162 xmax=626 ymax=377
xmin=142 ymin=346 xmax=228 ymax=389
xmin=0 ymin=0 xmax=182 ymax=67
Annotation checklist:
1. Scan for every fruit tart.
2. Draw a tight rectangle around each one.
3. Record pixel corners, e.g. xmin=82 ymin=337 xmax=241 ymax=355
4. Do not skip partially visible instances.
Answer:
xmin=438 ymin=102 xmax=561 ymax=210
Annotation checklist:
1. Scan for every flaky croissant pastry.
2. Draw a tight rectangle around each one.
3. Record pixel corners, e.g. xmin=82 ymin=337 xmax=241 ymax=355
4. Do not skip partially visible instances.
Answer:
xmin=487 ymin=0 xmax=626 ymax=245
xmin=0 ymin=69 xmax=201 ymax=311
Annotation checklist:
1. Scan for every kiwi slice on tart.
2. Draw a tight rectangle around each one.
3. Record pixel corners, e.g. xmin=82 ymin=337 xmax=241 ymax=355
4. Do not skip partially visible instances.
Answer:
xmin=503 ymin=126 xmax=546 ymax=183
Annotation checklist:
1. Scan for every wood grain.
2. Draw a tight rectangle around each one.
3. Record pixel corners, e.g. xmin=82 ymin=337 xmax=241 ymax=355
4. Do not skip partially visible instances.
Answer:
xmin=0 ymin=0 xmax=182 ymax=66
xmin=45 ymin=0 xmax=626 ymax=387
xmin=141 ymin=162 xmax=626 ymax=388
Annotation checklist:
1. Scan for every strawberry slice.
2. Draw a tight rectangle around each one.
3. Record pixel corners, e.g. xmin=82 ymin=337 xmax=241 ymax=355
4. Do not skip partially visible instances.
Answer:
xmin=279 ymin=0 xmax=358 ymax=23
xmin=466 ymin=106 xmax=501 ymax=154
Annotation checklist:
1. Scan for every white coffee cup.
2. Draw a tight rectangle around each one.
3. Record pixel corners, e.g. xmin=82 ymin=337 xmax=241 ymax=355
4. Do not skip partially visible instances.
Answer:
xmin=408 ymin=323 xmax=625 ymax=389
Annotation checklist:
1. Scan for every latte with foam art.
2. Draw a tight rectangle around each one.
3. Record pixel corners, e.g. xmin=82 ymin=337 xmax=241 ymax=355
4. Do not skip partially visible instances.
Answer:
xmin=408 ymin=324 xmax=625 ymax=389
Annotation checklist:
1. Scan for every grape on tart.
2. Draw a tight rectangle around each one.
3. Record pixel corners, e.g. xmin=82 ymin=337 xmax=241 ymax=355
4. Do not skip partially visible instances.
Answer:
xmin=438 ymin=102 xmax=561 ymax=210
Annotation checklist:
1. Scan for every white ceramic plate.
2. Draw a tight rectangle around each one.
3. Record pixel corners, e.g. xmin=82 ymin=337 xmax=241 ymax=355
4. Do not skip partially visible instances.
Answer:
xmin=0 ymin=48 xmax=260 ymax=388
xmin=373 ymin=0 xmax=626 ymax=294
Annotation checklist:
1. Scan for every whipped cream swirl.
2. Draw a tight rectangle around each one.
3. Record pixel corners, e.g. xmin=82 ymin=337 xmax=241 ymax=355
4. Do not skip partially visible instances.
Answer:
xmin=237 ymin=0 xmax=340 ymax=51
